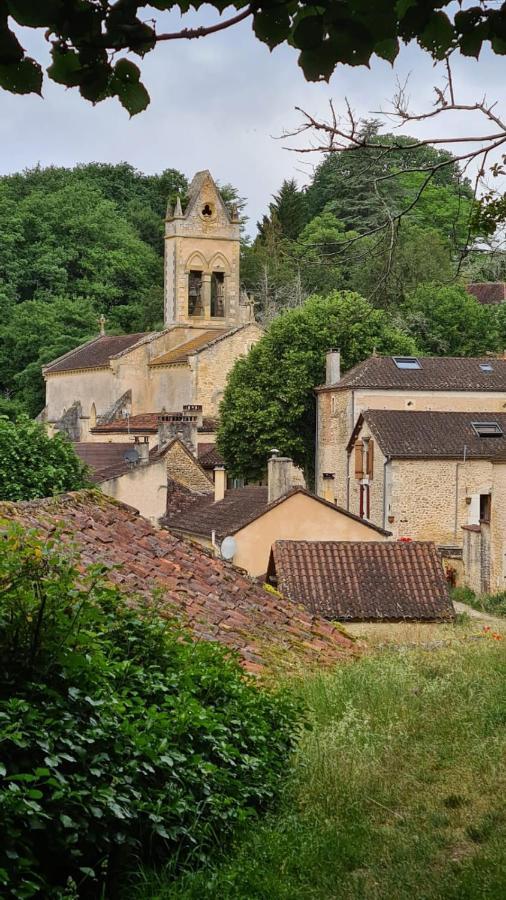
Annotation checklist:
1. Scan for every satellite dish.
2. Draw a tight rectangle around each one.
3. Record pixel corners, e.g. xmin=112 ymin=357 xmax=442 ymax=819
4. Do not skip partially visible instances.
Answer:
xmin=123 ymin=447 xmax=140 ymax=464
xmin=220 ymin=536 xmax=237 ymax=561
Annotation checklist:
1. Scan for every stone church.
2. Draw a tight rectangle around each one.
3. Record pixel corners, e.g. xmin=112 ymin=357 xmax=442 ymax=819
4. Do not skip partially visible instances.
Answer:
xmin=43 ymin=171 xmax=262 ymax=440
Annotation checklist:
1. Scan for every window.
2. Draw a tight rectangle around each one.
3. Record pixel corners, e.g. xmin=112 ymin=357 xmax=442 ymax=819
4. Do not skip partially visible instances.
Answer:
xmin=480 ymin=493 xmax=491 ymax=523
xmin=480 ymin=362 xmax=494 ymax=372
xmin=359 ymin=483 xmax=370 ymax=519
xmin=392 ymin=356 xmax=421 ymax=370
xmin=188 ymin=270 xmax=203 ymax=316
xmin=471 ymin=421 xmax=503 ymax=437
xmin=211 ymin=271 xmax=225 ymax=317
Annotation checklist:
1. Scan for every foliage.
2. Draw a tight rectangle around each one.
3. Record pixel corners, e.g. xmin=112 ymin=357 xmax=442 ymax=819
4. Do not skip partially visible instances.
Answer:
xmin=0 ymin=417 xmax=88 ymax=500
xmin=452 ymin=586 xmax=506 ymax=618
xmin=0 ymin=527 xmax=300 ymax=898
xmin=140 ymin=641 xmax=506 ymax=899
xmin=401 ymin=283 xmax=499 ymax=357
xmin=217 ymin=291 xmax=416 ymax=482
xmin=3 ymin=3 xmax=506 ymax=110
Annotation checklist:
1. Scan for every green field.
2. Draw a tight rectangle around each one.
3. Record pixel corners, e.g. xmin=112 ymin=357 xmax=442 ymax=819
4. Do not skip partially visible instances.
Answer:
xmin=134 ymin=638 xmax=506 ymax=900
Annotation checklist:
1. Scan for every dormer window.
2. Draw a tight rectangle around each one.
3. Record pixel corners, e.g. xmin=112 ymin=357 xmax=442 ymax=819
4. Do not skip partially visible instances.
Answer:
xmin=392 ymin=356 xmax=421 ymax=370
xmin=479 ymin=362 xmax=494 ymax=372
xmin=471 ymin=421 xmax=503 ymax=437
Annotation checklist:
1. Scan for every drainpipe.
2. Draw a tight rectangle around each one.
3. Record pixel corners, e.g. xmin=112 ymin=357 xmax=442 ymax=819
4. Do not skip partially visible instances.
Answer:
xmin=383 ymin=458 xmax=390 ymax=531
xmin=454 ymin=445 xmax=468 ymax=539
xmin=315 ymin=394 xmax=319 ymax=494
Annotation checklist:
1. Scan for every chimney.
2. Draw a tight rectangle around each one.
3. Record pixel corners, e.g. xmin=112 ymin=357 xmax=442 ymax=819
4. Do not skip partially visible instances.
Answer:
xmin=214 ymin=466 xmax=226 ymax=503
xmin=183 ymin=404 xmax=203 ymax=429
xmin=134 ymin=436 xmax=150 ymax=465
xmin=326 ymin=349 xmax=341 ymax=385
xmin=268 ymin=450 xmax=293 ymax=504
xmin=158 ymin=410 xmax=198 ymax=452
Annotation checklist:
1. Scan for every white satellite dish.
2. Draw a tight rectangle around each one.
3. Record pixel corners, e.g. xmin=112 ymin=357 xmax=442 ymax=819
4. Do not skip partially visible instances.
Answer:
xmin=220 ymin=536 xmax=237 ymax=561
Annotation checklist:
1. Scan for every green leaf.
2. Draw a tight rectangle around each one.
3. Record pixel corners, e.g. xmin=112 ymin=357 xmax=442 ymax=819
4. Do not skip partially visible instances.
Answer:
xmin=292 ymin=16 xmax=324 ymax=52
xmin=459 ymin=31 xmax=483 ymax=59
xmin=396 ymin=0 xmax=417 ymax=18
xmin=0 ymin=763 xmax=6 ymax=776
xmin=60 ymin=814 xmax=74 ymax=828
xmin=6 ymin=1 xmax=63 ymax=28
xmin=0 ymin=58 xmax=42 ymax=95
xmin=47 ymin=49 xmax=82 ymax=87
xmin=0 ymin=22 xmax=24 ymax=65
xmin=115 ymin=80 xmax=150 ymax=116
xmin=375 ymin=37 xmax=400 ymax=63
xmin=420 ymin=11 xmax=455 ymax=59
xmin=253 ymin=9 xmax=290 ymax=49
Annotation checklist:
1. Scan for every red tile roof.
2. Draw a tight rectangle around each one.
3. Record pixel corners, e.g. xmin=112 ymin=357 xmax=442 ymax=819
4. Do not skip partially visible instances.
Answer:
xmin=354 ymin=410 xmax=506 ymax=460
xmin=317 ymin=355 xmax=506 ymax=392
xmin=91 ymin=413 xmax=217 ymax=435
xmin=268 ymin=540 xmax=454 ymax=622
xmin=466 ymin=282 xmax=506 ymax=305
xmin=44 ymin=333 xmax=151 ymax=374
xmin=0 ymin=492 xmax=356 ymax=671
xmin=197 ymin=443 xmax=225 ymax=468
xmin=74 ymin=442 xmax=134 ymax=482
xmin=163 ymin=486 xmax=390 ymax=542
xmin=149 ymin=330 xmax=230 ymax=367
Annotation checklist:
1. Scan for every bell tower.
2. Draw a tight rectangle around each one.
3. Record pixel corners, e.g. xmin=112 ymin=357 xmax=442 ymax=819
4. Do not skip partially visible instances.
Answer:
xmin=164 ymin=171 xmax=241 ymax=328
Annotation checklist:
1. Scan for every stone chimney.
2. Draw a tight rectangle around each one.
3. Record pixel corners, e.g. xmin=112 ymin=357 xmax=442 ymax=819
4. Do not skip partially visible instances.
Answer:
xmin=268 ymin=450 xmax=293 ymax=504
xmin=134 ymin=436 xmax=150 ymax=465
xmin=157 ymin=410 xmax=198 ymax=452
xmin=326 ymin=349 xmax=341 ymax=385
xmin=214 ymin=466 xmax=226 ymax=503
xmin=183 ymin=404 xmax=203 ymax=429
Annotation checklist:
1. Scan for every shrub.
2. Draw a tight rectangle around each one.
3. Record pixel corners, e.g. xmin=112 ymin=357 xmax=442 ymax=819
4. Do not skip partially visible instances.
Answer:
xmin=0 ymin=525 xmax=299 ymax=898
xmin=0 ymin=416 xmax=88 ymax=500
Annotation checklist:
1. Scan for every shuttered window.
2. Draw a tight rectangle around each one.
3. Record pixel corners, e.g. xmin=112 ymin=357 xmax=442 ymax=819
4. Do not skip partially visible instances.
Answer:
xmin=354 ymin=441 xmax=364 ymax=479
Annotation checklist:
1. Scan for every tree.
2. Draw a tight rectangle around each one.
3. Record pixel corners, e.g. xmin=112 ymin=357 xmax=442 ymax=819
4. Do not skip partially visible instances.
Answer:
xmin=217 ymin=292 xmax=417 ymax=482
xmin=0 ymin=417 xmax=88 ymax=500
xmin=258 ymin=179 xmax=307 ymax=242
xmin=401 ymin=284 xmax=498 ymax=357
xmin=3 ymin=3 xmax=506 ymax=112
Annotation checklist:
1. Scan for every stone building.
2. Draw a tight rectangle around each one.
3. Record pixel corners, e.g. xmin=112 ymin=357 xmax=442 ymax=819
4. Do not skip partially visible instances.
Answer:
xmin=316 ymin=351 xmax=506 ymax=507
xmin=42 ymin=171 xmax=262 ymax=440
xmin=346 ymin=409 xmax=506 ymax=593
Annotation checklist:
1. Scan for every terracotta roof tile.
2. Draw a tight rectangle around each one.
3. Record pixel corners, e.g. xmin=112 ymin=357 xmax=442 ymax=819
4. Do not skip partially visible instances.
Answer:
xmin=149 ymin=330 xmax=230 ymax=367
xmin=197 ymin=443 xmax=225 ymax=468
xmin=360 ymin=410 xmax=506 ymax=460
xmin=44 ymin=333 xmax=151 ymax=374
xmin=0 ymin=492 xmax=356 ymax=670
xmin=466 ymin=282 xmax=506 ymax=305
xmin=269 ymin=540 xmax=454 ymax=621
xmin=319 ymin=355 xmax=506 ymax=392
xmin=91 ymin=412 xmax=218 ymax=435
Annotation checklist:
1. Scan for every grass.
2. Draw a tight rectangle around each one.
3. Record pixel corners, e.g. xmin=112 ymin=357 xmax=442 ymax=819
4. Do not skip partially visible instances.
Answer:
xmin=452 ymin=586 xmax=506 ymax=620
xmin=131 ymin=637 xmax=506 ymax=900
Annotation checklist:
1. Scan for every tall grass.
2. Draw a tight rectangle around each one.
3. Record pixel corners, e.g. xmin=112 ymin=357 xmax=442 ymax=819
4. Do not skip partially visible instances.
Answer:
xmin=133 ymin=642 xmax=506 ymax=900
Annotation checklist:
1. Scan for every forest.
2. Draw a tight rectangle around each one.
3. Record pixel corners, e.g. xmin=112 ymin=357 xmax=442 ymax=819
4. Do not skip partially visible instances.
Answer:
xmin=1 ymin=135 xmax=506 ymax=418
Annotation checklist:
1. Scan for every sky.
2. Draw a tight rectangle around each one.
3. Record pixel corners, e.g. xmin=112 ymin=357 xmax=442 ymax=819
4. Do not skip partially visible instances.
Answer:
xmin=1 ymin=5 xmax=505 ymax=234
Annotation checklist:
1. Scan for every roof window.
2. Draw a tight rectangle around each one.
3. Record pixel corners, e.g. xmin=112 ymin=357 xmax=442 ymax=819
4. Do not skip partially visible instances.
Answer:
xmin=471 ymin=421 xmax=503 ymax=437
xmin=392 ymin=356 xmax=421 ymax=370
xmin=479 ymin=362 xmax=494 ymax=372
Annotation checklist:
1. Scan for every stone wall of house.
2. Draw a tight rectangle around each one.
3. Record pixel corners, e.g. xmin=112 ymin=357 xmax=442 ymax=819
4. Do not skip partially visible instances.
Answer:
xmin=100 ymin=459 xmax=168 ymax=524
xmin=316 ymin=390 xmax=351 ymax=506
xmin=194 ymin=323 xmax=262 ymax=417
xmin=347 ymin=419 xmax=387 ymax=528
xmin=165 ymin=441 xmax=213 ymax=493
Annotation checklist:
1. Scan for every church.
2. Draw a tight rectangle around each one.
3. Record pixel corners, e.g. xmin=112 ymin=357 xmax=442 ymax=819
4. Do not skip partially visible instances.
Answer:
xmin=42 ymin=171 xmax=262 ymax=441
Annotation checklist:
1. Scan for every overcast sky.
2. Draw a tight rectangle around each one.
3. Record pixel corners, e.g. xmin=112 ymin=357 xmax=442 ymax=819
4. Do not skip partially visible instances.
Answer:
xmin=2 ymin=6 xmax=504 ymax=234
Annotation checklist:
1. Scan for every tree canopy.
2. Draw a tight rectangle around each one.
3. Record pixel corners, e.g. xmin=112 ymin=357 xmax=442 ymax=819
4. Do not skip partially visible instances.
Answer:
xmin=0 ymin=417 xmax=88 ymax=500
xmin=2 ymin=3 xmax=506 ymax=113
xmin=217 ymin=291 xmax=417 ymax=482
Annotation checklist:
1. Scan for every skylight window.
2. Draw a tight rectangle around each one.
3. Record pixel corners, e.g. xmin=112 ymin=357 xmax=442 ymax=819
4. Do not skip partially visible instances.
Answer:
xmin=471 ymin=421 xmax=503 ymax=437
xmin=392 ymin=356 xmax=421 ymax=370
xmin=479 ymin=362 xmax=494 ymax=372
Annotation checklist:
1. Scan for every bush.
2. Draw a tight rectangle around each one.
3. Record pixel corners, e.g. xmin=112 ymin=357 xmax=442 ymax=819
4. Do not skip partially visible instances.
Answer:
xmin=0 ymin=417 xmax=88 ymax=500
xmin=0 ymin=526 xmax=299 ymax=898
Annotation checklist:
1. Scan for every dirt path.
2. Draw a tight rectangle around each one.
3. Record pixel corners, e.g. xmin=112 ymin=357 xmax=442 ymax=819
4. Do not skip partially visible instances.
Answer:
xmin=453 ymin=600 xmax=506 ymax=630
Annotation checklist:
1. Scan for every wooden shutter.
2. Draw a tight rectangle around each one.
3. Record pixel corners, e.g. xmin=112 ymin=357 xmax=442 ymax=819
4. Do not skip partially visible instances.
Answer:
xmin=354 ymin=441 xmax=364 ymax=479
xmin=367 ymin=439 xmax=374 ymax=479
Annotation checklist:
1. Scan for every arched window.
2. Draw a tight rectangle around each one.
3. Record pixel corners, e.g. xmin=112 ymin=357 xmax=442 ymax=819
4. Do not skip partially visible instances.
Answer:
xmin=188 ymin=270 xmax=203 ymax=316
xmin=90 ymin=403 xmax=97 ymax=428
xmin=211 ymin=271 xmax=225 ymax=317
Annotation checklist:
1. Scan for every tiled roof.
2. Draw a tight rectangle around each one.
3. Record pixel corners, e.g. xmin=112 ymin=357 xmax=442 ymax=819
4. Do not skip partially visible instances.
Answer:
xmin=359 ymin=410 xmax=506 ymax=460
xmin=466 ymin=282 xmax=506 ymax=305
xmin=269 ymin=540 xmax=454 ymax=622
xmin=197 ymin=443 xmax=224 ymax=468
xmin=44 ymin=333 xmax=151 ymax=374
xmin=0 ymin=492 xmax=356 ymax=672
xmin=163 ymin=486 xmax=390 ymax=542
xmin=91 ymin=412 xmax=218 ymax=435
xmin=74 ymin=441 xmax=165 ymax=483
xmin=149 ymin=330 xmax=230 ymax=367
xmin=318 ymin=355 xmax=506 ymax=392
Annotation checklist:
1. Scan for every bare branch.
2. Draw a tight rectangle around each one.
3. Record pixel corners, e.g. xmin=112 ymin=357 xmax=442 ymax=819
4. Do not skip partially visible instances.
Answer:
xmin=155 ymin=7 xmax=253 ymax=43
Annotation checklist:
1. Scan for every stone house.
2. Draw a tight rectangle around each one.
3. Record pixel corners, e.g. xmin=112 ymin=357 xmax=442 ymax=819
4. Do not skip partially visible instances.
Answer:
xmin=42 ymin=171 xmax=262 ymax=439
xmin=346 ymin=409 xmax=506 ymax=593
xmin=316 ymin=351 xmax=506 ymax=507
xmin=163 ymin=453 xmax=390 ymax=577
xmin=267 ymin=540 xmax=454 ymax=622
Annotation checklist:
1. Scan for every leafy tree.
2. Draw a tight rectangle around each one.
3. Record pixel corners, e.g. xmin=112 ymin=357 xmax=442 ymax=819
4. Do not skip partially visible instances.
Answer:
xmin=402 ymin=284 xmax=498 ymax=357
xmin=258 ymin=179 xmax=307 ymax=242
xmin=0 ymin=417 xmax=88 ymax=500
xmin=218 ymin=292 xmax=417 ymax=482
xmin=2 ymin=3 xmax=506 ymax=111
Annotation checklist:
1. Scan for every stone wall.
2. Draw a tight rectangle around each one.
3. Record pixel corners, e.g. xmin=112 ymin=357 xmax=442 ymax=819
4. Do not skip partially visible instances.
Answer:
xmin=194 ymin=323 xmax=262 ymax=417
xmin=165 ymin=441 xmax=213 ymax=493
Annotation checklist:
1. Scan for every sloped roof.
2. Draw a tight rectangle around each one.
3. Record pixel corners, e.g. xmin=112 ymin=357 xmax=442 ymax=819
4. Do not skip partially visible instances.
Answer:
xmin=91 ymin=412 xmax=218 ymax=435
xmin=44 ymin=333 xmax=151 ymax=374
xmin=74 ymin=441 xmax=167 ymax=484
xmin=318 ymin=355 xmax=506 ymax=392
xmin=197 ymin=443 xmax=225 ymax=469
xmin=269 ymin=540 xmax=454 ymax=622
xmin=163 ymin=486 xmax=390 ymax=542
xmin=466 ymin=282 xmax=506 ymax=305
xmin=0 ymin=492 xmax=355 ymax=672
xmin=149 ymin=330 xmax=230 ymax=367
xmin=356 ymin=410 xmax=506 ymax=460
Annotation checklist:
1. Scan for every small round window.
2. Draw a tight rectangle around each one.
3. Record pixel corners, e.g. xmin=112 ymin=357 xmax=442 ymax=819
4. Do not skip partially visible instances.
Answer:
xmin=201 ymin=203 xmax=214 ymax=218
